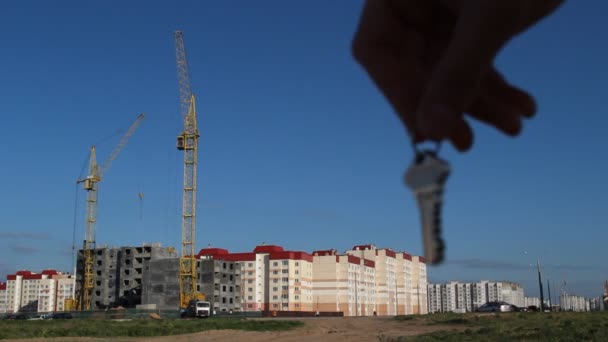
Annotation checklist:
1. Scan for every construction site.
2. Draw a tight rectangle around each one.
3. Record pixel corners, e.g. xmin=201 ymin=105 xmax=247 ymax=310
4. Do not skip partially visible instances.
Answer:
xmin=57 ymin=31 xmax=429 ymax=317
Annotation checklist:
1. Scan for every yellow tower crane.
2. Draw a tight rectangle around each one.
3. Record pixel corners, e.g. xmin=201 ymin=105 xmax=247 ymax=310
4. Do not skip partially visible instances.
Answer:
xmin=174 ymin=31 xmax=203 ymax=309
xmin=75 ymin=113 xmax=145 ymax=311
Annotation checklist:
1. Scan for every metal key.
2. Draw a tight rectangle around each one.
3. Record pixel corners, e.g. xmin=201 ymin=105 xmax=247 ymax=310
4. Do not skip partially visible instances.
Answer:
xmin=404 ymin=150 xmax=450 ymax=265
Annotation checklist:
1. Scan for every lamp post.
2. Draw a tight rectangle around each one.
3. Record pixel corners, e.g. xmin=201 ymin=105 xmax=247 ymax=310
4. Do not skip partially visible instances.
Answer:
xmin=536 ymin=259 xmax=545 ymax=312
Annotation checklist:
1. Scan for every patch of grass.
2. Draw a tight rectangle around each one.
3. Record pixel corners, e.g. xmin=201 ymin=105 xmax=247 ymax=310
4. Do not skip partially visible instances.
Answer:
xmin=387 ymin=311 xmax=608 ymax=341
xmin=0 ymin=318 xmax=303 ymax=339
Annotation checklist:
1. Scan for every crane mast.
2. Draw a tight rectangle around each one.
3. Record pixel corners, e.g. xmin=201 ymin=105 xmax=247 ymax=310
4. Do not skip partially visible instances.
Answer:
xmin=174 ymin=31 xmax=200 ymax=309
xmin=75 ymin=113 xmax=145 ymax=310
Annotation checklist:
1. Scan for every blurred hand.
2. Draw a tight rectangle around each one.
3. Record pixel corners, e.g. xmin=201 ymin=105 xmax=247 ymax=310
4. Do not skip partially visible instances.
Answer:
xmin=352 ymin=0 xmax=563 ymax=151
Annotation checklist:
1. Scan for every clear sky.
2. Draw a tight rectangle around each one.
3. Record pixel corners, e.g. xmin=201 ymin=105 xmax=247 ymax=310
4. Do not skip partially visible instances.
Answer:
xmin=0 ymin=1 xmax=605 ymax=299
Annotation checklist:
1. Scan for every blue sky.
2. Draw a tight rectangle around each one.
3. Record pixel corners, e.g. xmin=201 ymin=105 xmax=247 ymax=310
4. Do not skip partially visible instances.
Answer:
xmin=0 ymin=1 xmax=605 ymax=299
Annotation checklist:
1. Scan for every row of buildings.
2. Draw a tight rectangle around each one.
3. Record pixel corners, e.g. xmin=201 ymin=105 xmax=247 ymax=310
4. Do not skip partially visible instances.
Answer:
xmin=427 ymin=281 xmax=525 ymax=313
xmin=1 ymin=243 xmax=429 ymax=317
xmin=428 ymin=281 xmax=606 ymax=313
xmin=143 ymin=244 xmax=429 ymax=316
xmin=0 ymin=270 xmax=75 ymax=314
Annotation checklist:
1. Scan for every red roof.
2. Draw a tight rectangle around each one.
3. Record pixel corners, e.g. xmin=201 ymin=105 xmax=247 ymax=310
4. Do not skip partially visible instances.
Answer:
xmin=0 ymin=282 xmax=6 ymax=290
xmin=312 ymin=249 xmax=338 ymax=256
xmin=383 ymin=249 xmax=396 ymax=258
xmin=217 ymin=252 xmax=256 ymax=262
xmin=7 ymin=275 xmax=16 ymax=280
xmin=352 ymin=244 xmax=375 ymax=251
xmin=399 ymin=252 xmax=413 ymax=261
xmin=197 ymin=248 xmax=230 ymax=258
xmin=41 ymin=270 xmax=58 ymax=276
xmin=363 ymin=259 xmax=375 ymax=268
xmin=417 ymin=256 xmax=426 ymax=264
xmin=23 ymin=274 xmax=43 ymax=280
xmin=253 ymin=245 xmax=284 ymax=253
xmin=347 ymin=254 xmax=360 ymax=265
xmin=268 ymin=251 xmax=313 ymax=262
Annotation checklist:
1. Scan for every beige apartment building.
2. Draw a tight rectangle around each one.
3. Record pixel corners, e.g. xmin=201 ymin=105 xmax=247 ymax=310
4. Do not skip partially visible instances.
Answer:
xmin=346 ymin=244 xmax=428 ymax=315
xmin=312 ymin=249 xmax=377 ymax=316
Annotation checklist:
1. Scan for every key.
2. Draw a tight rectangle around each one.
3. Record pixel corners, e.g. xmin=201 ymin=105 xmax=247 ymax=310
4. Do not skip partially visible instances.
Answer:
xmin=404 ymin=150 xmax=451 ymax=265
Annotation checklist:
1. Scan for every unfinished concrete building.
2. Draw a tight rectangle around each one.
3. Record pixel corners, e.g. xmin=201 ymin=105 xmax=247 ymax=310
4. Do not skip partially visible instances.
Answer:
xmin=76 ymin=243 xmax=176 ymax=309
xmin=141 ymin=254 xmax=242 ymax=312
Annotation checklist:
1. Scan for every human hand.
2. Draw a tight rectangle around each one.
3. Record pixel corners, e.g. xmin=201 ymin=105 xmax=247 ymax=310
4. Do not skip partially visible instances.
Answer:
xmin=352 ymin=0 xmax=564 ymax=151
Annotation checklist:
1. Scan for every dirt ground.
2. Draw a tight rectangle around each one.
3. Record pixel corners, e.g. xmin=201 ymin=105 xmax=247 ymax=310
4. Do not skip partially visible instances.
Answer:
xmin=9 ymin=317 xmax=457 ymax=342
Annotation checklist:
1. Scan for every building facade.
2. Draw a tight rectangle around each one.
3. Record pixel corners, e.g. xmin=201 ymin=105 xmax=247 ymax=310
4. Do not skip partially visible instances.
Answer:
xmin=77 ymin=243 xmax=176 ymax=309
xmin=2 ymin=270 xmax=75 ymax=313
xmin=312 ymin=249 xmax=377 ymax=316
xmin=0 ymin=282 xmax=6 ymax=313
xmin=141 ymin=254 xmax=242 ymax=312
xmin=198 ymin=245 xmax=314 ymax=313
xmin=560 ymin=294 xmax=590 ymax=312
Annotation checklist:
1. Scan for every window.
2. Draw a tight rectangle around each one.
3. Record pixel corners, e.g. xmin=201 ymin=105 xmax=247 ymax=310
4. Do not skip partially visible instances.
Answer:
xmin=273 ymin=279 xmax=278 ymax=283
xmin=282 ymin=285 xmax=288 ymax=291
xmin=273 ymin=304 xmax=278 ymax=308
xmin=230 ymin=275 xmax=233 ymax=281
xmin=273 ymin=270 xmax=278 ymax=275
xmin=248 ymin=288 xmax=253 ymax=292
xmin=282 ymin=269 xmax=288 ymax=274
xmin=223 ymin=263 xmax=227 ymax=269
xmin=230 ymin=298 xmax=233 ymax=304
xmin=273 ymin=295 xmax=278 ymax=300
xmin=282 ymin=277 xmax=288 ymax=282
xmin=273 ymin=262 xmax=278 ymax=267
xmin=230 ymin=263 xmax=234 ymax=270
xmin=222 ymin=297 xmax=226 ymax=303
xmin=223 ymin=285 xmax=226 ymax=292
xmin=273 ymin=287 xmax=278 ymax=292
xmin=295 ymin=262 xmax=299 ymax=266
xmin=248 ymin=279 xmax=253 ymax=284
xmin=295 ymin=270 xmax=299 ymax=275
xmin=295 ymin=295 xmax=299 ymax=300
xmin=248 ymin=263 xmax=253 ymax=267
xmin=282 ymin=260 xmax=288 ymax=266
xmin=282 ymin=294 xmax=288 ymax=299
xmin=295 ymin=287 xmax=299 ymax=291
xmin=248 ymin=296 xmax=253 ymax=300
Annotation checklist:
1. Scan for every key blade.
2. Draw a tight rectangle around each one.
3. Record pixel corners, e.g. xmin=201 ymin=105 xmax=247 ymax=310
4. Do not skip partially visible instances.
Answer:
xmin=414 ymin=189 xmax=445 ymax=265
xmin=405 ymin=151 xmax=450 ymax=265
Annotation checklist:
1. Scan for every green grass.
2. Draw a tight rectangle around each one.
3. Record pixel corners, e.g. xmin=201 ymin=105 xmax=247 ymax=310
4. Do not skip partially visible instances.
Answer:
xmin=0 ymin=318 xmax=303 ymax=339
xmin=384 ymin=311 xmax=608 ymax=342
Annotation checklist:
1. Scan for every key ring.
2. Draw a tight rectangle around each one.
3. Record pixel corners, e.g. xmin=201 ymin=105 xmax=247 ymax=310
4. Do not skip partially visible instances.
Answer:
xmin=411 ymin=139 xmax=442 ymax=163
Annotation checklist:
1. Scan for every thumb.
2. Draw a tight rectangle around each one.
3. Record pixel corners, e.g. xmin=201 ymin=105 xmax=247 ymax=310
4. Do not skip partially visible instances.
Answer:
xmin=416 ymin=1 xmax=534 ymax=151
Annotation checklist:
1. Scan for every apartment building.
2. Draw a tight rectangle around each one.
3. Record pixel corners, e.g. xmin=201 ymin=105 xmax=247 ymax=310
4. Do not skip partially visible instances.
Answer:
xmin=312 ymin=249 xmax=377 ymax=316
xmin=561 ymin=294 xmax=590 ymax=312
xmin=0 ymin=282 xmax=6 ymax=313
xmin=77 ymin=243 xmax=176 ymax=309
xmin=198 ymin=245 xmax=314 ymax=313
xmin=346 ymin=245 xmax=427 ymax=315
xmin=428 ymin=280 xmax=525 ymax=313
xmin=3 ymin=270 xmax=75 ymax=313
